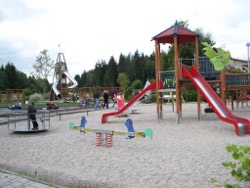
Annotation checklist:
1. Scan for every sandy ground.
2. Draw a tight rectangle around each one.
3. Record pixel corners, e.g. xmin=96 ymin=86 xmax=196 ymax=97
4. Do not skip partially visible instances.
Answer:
xmin=0 ymin=102 xmax=250 ymax=188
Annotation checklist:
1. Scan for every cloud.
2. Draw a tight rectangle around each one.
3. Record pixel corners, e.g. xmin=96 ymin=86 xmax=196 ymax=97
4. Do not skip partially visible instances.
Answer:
xmin=0 ymin=0 xmax=250 ymax=82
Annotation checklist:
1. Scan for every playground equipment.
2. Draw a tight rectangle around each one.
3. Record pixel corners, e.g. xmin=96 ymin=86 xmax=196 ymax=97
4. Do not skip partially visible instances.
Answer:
xmin=7 ymin=111 xmax=50 ymax=132
xmin=151 ymin=21 xmax=250 ymax=136
xmin=69 ymin=116 xmax=153 ymax=147
xmin=182 ymin=66 xmax=250 ymax=136
xmin=101 ymin=80 xmax=164 ymax=123
xmin=0 ymin=89 xmax=25 ymax=103
xmin=8 ymin=101 xmax=22 ymax=110
xmin=46 ymin=103 xmax=59 ymax=110
xmin=50 ymin=53 xmax=78 ymax=101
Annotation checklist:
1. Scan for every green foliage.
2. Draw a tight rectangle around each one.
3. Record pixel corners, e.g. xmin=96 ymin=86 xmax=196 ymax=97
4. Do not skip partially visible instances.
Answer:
xmin=183 ymin=90 xmax=197 ymax=102
xmin=202 ymin=42 xmax=233 ymax=71
xmin=164 ymin=78 xmax=175 ymax=88
xmin=94 ymin=60 xmax=107 ymax=86
xmin=72 ymin=95 xmax=76 ymax=102
xmin=212 ymin=144 xmax=250 ymax=188
xmin=28 ymin=93 xmax=43 ymax=103
xmin=244 ymin=67 xmax=250 ymax=73
xmin=151 ymin=93 xmax=156 ymax=101
xmin=31 ymin=49 xmax=54 ymax=80
xmin=117 ymin=73 xmax=130 ymax=89
xmin=23 ymin=88 xmax=32 ymax=97
xmin=105 ymin=56 xmax=118 ymax=87
xmin=124 ymin=85 xmax=132 ymax=100
xmin=0 ymin=69 xmax=8 ymax=90
xmin=117 ymin=73 xmax=130 ymax=99
xmin=132 ymin=79 xmax=143 ymax=90
xmin=5 ymin=62 xmax=18 ymax=89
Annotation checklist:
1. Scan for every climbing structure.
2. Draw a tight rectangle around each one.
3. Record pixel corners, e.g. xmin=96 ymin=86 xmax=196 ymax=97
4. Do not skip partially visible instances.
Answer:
xmin=151 ymin=21 xmax=250 ymax=136
xmin=152 ymin=21 xmax=200 ymax=122
xmin=49 ymin=53 xmax=78 ymax=101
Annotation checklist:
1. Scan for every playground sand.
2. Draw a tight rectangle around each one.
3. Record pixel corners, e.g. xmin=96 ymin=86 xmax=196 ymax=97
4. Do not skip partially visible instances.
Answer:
xmin=0 ymin=102 xmax=250 ymax=188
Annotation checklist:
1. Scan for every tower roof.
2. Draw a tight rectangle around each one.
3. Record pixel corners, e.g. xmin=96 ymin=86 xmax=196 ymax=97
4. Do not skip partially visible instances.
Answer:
xmin=152 ymin=21 xmax=199 ymax=44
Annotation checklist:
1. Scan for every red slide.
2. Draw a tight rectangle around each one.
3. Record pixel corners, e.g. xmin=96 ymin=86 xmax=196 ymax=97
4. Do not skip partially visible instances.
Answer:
xmin=182 ymin=66 xmax=250 ymax=136
xmin=101 ymin=80 xmax=163 ymax=123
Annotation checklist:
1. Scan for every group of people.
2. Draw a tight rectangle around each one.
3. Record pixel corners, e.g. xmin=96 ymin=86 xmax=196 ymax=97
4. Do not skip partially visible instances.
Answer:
xmin=93 ymin=90 xmax=117 ymax=110
xmin=79 ymin=93 xmax=90 ymax=108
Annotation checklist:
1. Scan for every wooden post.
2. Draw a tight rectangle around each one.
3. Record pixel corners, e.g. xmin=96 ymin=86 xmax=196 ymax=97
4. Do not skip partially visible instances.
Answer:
xmin=155 ymin=40 xmax=159 ymax=118
xmin=155 ymin=41 xmax=162 ymax=118
xmin=221 ymin=68 xmax=226 ymax=104
xmin=174 ymin=36 xmax=180 ymax=123
xmin=158 ymin=43 xmax=163 ymax=118
xmin=195 ymin=36 xmax=201 ymax=120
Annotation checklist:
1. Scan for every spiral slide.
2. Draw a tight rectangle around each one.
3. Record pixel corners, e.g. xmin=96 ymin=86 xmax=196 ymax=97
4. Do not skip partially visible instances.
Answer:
xmin=101 ymin=80 xmax=163 ymax=123
xmin=52 ymin=78 xmax=61 ymax=99
xmin=52 ymin=71 xmax=78 ymax=100
xmin=63 ymin=71 xmax=78 ymax=88
xmin=182 ymin=66 xmax=250 ymax=136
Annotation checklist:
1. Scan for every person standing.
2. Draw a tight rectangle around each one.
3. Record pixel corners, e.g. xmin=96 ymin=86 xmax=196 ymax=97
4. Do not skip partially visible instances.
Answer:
xmin=94 ymin=90 xmax=100 ymax=110
xmin=103 ymin=90 xmax=109 ymax=109
xmin=85 ymin=93 xmax=90 ymax=107
xmin=112 ymin=94 xmax=117 ymax=107
xmin=27 ymin=104 xmax=39 ymax=130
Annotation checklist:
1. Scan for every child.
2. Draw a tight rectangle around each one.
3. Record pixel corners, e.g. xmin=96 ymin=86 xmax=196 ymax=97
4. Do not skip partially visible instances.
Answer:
xmin=112 ymin=94 xmax=117 ymax=107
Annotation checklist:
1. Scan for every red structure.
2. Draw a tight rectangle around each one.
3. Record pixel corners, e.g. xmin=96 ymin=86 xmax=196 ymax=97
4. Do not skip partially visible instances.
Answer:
xmin=152 ymin=21 xmax=200 ymax=122
xmin=101 ymin=80 xmax=164 ymax=123
xmin=151 ymin=21 xmax=250 ymax=136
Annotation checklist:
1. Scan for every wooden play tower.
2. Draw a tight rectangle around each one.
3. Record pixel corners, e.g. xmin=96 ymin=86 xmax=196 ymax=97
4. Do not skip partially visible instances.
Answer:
xmin=152 ymin=21 xmax=250 ymax=123
xmin=152 ymin=21 xmax=201 ymax=122
xmin=49 ymin=53 xmax=78 ymax=101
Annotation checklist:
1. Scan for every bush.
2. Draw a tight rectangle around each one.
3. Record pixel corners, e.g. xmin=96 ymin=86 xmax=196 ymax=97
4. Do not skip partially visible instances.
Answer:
xmin=183 ymin=90 xmax=197 ymax=102
xmin=23 ymin=88 xmax=32 ymax=98
xmin=29 ymin=93 xmax=43 ymax=103
xmin=211 ymin=144 xmax=250 ymax=188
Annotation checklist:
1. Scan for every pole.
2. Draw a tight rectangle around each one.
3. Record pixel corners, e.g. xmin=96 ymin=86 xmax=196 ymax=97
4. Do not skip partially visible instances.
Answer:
xmin=246 ymin=42 xmax=250 ymax=68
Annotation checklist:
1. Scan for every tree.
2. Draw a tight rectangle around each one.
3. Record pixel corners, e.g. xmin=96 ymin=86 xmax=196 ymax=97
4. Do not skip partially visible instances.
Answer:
xmin=94 ymin=60 xmax=107 ymax=86
xmin=16 ymin=71 xmax=30 ymax=89
xmin=133 ymin=50 xmax=144 ymax=81
xmin=104 ymin=56 xmax=118 ymax=87
xmin=126 ymin=53 xmax=136 ymax=83
xmin=117 ymin=73 xmax=131 ymax=99
xmin=74 ymin=74 xmax=81 ymax=87
xmin=31 ymin=49 xmax=54 ymax=80
xmin=5 ymin=62 xmax=18 ymax=89
xmin=117 ymin=53 xmax=127 ymax=73
xmin=0 ymin=69 xmax=8 ymax=90
xmin=131 ymin=79 xmax=143 ymax=91
xmin=31 ymin=49 xmax=54 ymax=100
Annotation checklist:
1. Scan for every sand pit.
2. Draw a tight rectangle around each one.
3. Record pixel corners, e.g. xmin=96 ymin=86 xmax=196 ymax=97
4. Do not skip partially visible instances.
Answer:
xmin=0 ymin=102 xmax=250 ymax=188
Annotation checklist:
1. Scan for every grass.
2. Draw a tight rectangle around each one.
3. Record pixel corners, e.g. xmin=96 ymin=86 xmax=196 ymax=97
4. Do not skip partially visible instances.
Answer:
xmin=0 ymin=101 xmax=87 ymax=109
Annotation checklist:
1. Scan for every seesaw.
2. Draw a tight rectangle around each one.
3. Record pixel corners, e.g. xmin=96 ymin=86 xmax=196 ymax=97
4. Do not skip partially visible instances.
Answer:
xmin=69 ymin=116 xmax=153 ymax=147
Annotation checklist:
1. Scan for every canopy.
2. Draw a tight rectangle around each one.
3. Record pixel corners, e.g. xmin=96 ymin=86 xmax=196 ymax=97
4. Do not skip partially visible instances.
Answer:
xmin=151 ymin=21 xmax=199 ymax=44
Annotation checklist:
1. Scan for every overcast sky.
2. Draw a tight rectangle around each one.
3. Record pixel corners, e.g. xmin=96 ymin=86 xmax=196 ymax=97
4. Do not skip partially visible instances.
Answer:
xmin=0 ymin=0 xmax=250 ymax=82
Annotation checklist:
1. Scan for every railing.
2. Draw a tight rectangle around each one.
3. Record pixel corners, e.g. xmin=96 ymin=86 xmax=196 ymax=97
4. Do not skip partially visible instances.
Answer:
xmin=178 ymin=57 xmax=221 ymax=77
xmin=226 ymin=73 xmax=250 ymax=86
xmin=158 ymin=71 xmax=176 ymax=89
xmin=198 ymin=56 xmax=221 ymax=76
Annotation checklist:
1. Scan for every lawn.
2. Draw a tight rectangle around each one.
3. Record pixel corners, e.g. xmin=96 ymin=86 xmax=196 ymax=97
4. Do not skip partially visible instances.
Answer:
xmin=0 ymin=101 xmax=88 ymax=109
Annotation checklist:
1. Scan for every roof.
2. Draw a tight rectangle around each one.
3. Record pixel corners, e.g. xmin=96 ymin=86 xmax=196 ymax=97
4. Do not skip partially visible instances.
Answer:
xmin=231 ymin=58 xmax=248 ymax=66
xmin=151 ymin=21 xmax=199 ymax=44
